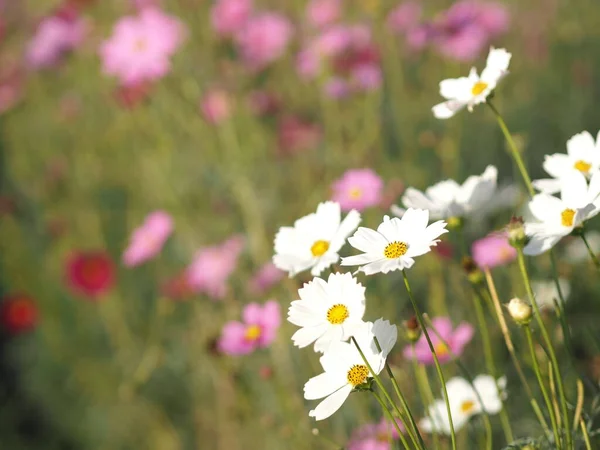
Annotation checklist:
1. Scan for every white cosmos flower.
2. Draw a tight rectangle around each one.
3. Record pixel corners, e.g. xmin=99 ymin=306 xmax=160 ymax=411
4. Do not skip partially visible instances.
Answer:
xmin=432 ymin=47 xmax=511 ymax=119
xmin=524 ymin=171 xmax=600 ymax=255
xmin=303 ymin=319 xmax=396 ymax=421
xmin=420 ymin=375 xmax=506 ymax=435
xmin=393 ymin=166 xmax=497 ymax=220
xmin=533 ymin=130 xmax=600 ymax=194
xmin=531 ymin=278 xmax=571 ymax=309
xmin=288 ymin=272 xmax=366 ymax=352
xmin=273 ymin=201 xmax=361 ymax=277
xmin=341 ymin=209 xmax=448 ymax=275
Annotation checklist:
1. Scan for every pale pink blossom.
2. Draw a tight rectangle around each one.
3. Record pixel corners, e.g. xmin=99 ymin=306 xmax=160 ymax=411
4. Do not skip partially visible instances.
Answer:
xmin=351 ymin=64 xmax=382 ymax=90
xmin=306 ymin=0 xmax=341 ymax=28
xmin=471 ymin=233 xmax=516 ymax=269
xmin=211 ymin=0 xmax=252 ymax=37
xmin=26 ymin=15 xmax=86 ymax=68
xmin=248 ymin=262 xmax=284 ymax=294
xmin=403 ymin=317 xmax=474 ymax=365
xmin=348 ymin=417 xmax=405 ymax=450
xmin=200 ymin=89 xmax=232 ymax=124
xmin=386 ymin=2 xmax=422 ymax=33
xmin=218 ymin=300 xmax=281 ymax=355
xmin=99 ymin=8 xmax=186 ymax=85
xmin=123 ymin=211 xmax=174 ymax=267
xmin=331 ymin=169 xmax=384 ymax=212
xmin=324 ymin=77 xmax=350 ymax=98
xmin=235 ymin=12 xmax=293 ymax=70
xmin=187 ymin=235 xmax=245 ymax=299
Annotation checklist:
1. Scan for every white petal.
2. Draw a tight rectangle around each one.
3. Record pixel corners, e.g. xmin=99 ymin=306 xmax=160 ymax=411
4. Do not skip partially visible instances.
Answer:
xmin=432 ymin=100 xmax=466 ymax=119
xmin=532 ymin=178 xmax=562 ymax=194
xmin=292 ymin=324 xmax=328 ymax=348
xmin=528 ymin=194 xmax=564 ymax=222
xmin=304 ymin=373 xmax=343 ymax=400
xmin=371 ymin=319 xmax=398 ymax=358
xmin=542 ymin=153 xmax=572 ymax=179
xmin=439 ymin=77 xmax=472 ymax=100
xmin=346 ymin=227 xmax=387 ymax=253
xmin=341 ymin=253 xmax=381 ymax=266
xmin=308 ymin=384 xmax=352 ymax=421
xmin=560 ymin=171 xmax=589 ymax=208
xmin=485 ymin=47 xmax=511 ymax=73
xmin=330 ymin=209 xmax=361 ymax=251
xmin=567 ymin=131 xmax=596 ymax=160
xmin=523 ymin=234 xmax=563 ymax=256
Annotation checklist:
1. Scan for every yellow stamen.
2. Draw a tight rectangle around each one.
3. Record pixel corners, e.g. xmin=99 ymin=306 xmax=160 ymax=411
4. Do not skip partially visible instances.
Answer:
xmin=434 ymin=342 xmax=449 ymax=357
xmin=561 ymin=208 xmax=576 ymax=227
xmin=574 ymin=160 xmax=592 ymax=173
xmin=471 ymin=81 xmax=488 ymax=96
xmin=134 ymin=38 xmax=147 ymax=52
xmin=326 ymin=304 xmax=349 ymax=324
xmin=311 ymin=240 xmax=330 ymax=257
xmin=384 ymin=241 xmax=408 ymax=259
xmin=347 ymin=364 xmax=369 ymax=387
xmin=461 ymin=400 xmax=476 ymax=414
xmin=245 ymin=325 xmax=261 ymax=341
xmin=349 ymin=187 xmax=363 ymax=199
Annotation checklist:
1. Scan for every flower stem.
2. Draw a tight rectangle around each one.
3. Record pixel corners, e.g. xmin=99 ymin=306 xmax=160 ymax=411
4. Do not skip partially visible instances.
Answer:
xmin=402 ymin=270 xmax=457 ymax=450
xmin=517 ymin=249 xmax=573 ymax=449
xmin=486 ymin=101 xmax=534 ymax=197
xmin=371 ymin=389 xmax=412 ymax=450
xmin=412 ymin=346 xmax=441 ymax=450
xmin=524 ymin=325 xmax=563 ymax=448
xmin=580 ymin=233 xmax=600 ymax=269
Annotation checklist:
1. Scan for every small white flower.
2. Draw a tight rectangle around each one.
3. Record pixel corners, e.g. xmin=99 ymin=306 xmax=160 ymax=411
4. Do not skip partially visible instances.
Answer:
xmin=533 ymin=130 xmax=600 ymax=194
xmin=288 ymin=272 xmax=366 ymax=352
xmin=341 ymin=209 xmax=448 ymax=275
xmin=303 ymin=320 xmax=396 ymax=420
xmin=524 ymin=171 xmax=600 ymax=255
xmin=273 ymin=201 xmax=361 ymax=277
xmin=564 ymin=230 xmax=600 ymax=263
xmin=432 ymin=47 xmax=511 ymax=119
xmin=531 ymin=278 xmax=571 ymax=309
xmin=420 ymin=375 xmax=506 ymax=435
xmin=393 ymin=166 xmax=498 ymax=220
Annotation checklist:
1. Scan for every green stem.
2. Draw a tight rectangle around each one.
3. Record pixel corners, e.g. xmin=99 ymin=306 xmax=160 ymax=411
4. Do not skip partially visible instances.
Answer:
xmin=517 ymin=249 xmax=572 ymax=449
xmin=412 ymin=346 xmax=441 ymax=450
xmin=487 ymin=101 xmax=534 ymax=197
xmin=524 ymin=325 xmax=563 ymax=448
xmin=402 ymin=270 xmax=457 ymax=450
xmin=371 ymin=389 xmax=412 ymax=450
xmin=580 ymin=233 xmax=600 ymax=269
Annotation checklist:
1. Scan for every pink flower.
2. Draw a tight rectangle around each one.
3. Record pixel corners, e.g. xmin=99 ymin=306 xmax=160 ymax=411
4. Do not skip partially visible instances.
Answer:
xmin=351 ymin=63 xmax=382 ymax=90
xmin=235 ymin=12 xmax=293 ymax=70
xmin=403 ymin=317 xmax=474 ymax=365
xmin=122 ymin=211 xmax=173 ymax=267
xmin=306 ymin=0 xmax=341 ymax=28
xmin=471 ymin=233 xmax=516 ymax=269
xmin=99 ymin=8 xmax=186 ymax=85
xmin=277 ymin=116 xmax=322 ymax=156
xmin=211 ymin=0 xmax=253 ymax=37
xmin=26 ymin=15 xmax=86 ymax=68
xmin=386 ymin=2 xmax=422 ymax=34
xmin=217 ymin=300 xmax=281 ymax=355
xmin=248 ymin=262 xmax=284 ymax=294
xmin=186 ymin=235 xmax=245 ymax=299
xmin=324 ymin=77 xmax=350 ymax=98
xmin=348 ymin=417 xmax=405 ymax=450
xmin=331 ymin=168 xmax=384 ymax=212
xmin=200 ymin=89 xmax=232 ymax=124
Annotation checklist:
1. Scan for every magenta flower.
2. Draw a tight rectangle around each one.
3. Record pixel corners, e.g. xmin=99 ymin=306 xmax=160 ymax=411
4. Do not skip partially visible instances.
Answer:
xmin=331 ymin=168 xmax=384 ymax=212
xmin=248 ymin=262 xmax=284 ymax=295
xmin=306 ymin=0 xmax=341 ymax=28
xmin=99 ymin=8 xmax=186 ymax=85
xmin=26 ymin=15 xmax=86 ymax=69
xmin=348 ymin=418 xmax=405 ymax=450
xmin=386 ymin=2 xmax=422 ymax=34
xmin=122 ymin=211 xmax=174 ymax=267
xmin=210 ymin=0 xmax=253 ymax=37
xmin=186 ymin=235 xmax=245 ymax=300
xmin=200 ymin=89 xmax=232 ymax=125
xmin=403 ymin=317 xmax=474 ymax=365
xmin=471 ymin=233 xmax=516 ymax=269
xmin=218 ymin=300 xmax=281 ymax=355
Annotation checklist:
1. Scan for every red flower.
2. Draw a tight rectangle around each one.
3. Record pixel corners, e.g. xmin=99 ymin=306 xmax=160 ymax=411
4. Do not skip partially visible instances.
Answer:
xmin=1 ymin=294 xmax=38 ymax=334
xmin=66 ymin=251 xmax=115 ymax=298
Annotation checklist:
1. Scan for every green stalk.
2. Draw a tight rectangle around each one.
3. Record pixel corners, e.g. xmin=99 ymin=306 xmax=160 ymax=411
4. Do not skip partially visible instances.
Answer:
xmin=580 ymin=233 xmax=600 ymax=269
xmin=412 ymin=345 xmax=441 ymax=450
xmin=371 ymin=389 xmax=412 ymax=450
xmin=402 ymin=270 xmax=457 ymax=450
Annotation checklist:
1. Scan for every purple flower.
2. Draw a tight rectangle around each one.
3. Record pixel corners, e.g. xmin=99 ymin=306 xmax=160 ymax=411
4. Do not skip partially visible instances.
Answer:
xmin=248 ymin=262 xmax=285 ymax=295
xmin=331 ymin=168 xmax=384 ymax=212
xmin=348 ymin=417 xmax=405 ymax=450
xmin=218 ymin=300 xmax=281 ymax=355
xmin=403 ymin=317 xmax=474 ymax=365
xmin=210 ymin=0 xmax=253 ymax=37
xmin=471 ymin=233 xmax=516 ymax=269
xmin=122 ymin=211 xmax=173 ymax=267
xmin=186 ymin=235 xmax=245 ymax=300
xmin=26 ymin=15 xmax=86 ymax=69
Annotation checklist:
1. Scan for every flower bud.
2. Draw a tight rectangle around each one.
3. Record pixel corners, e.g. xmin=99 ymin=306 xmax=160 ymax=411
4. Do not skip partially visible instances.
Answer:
xmin=446 ymin=216 xmax=463 ymax=231
xmin=507 ymin=216 xmax=526 ymax=248
xmin=403 ymin=316 xmax=421 ymax=343
xmin=507 ymin=297 xmax=533 ymax=325
xmin=461 ymin=256 xmax=484 ymax=285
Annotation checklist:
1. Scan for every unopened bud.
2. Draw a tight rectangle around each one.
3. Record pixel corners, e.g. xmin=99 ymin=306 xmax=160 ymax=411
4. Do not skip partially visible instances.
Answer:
xmin=507 ymin=297 xmax=533 ymax=325
xmin=507 ymin=216 xmax=526 ymax=248
xmin=403 ymin=316 xmax=421 ymax=343
xmin=446 ymin=216 xmax=463 ymax=231
xmin=462 ymin=256 xmax=484 ymax=285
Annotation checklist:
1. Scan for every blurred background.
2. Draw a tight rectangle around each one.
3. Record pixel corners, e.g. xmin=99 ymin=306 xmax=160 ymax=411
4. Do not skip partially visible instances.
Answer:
xmin=2 ymin=0 xmax=600 ymax=449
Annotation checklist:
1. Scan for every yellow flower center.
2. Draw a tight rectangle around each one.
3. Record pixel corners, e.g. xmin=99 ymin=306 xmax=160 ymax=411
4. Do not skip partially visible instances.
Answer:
xmin=574 ymin=160 xmax=592 ymax=173
xmin=134 ymin=38 xmax=147 ymax=52
xmin=349 ymin=187 xmax=363 ymax=199
xmin=561 ymin=208 xmax=576 ymax=227
xmin=311 ymin=240 xmax=330 ymax=257
xmin=347 ymin=364 xmax=370 ymax=387
xmin=244 ymin=325 xmax=261 ymax=341
xmin=434 ymin=342 xmax=449 ymax=357
xmin=471 ymin=81 xmax=488 ymax=96
xmin=461 ymin=400 xmax=476 ymax=414
xmin=384 ymin=241 xmax=408 ymax=259
xmin=326 ymin=304 xmax=349 ymax=324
